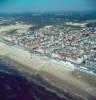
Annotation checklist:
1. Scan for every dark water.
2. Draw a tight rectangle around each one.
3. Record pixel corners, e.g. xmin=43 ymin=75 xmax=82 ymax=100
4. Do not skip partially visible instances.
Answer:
xmin=0 ymin=57 xmax=93 ymax=100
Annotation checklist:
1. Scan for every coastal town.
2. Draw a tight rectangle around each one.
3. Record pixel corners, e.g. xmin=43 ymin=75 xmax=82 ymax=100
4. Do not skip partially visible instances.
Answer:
xmin=0 ymin=14 xmax=96 ymax=99
xmin=0 ymin=0 xmax=96 ymax=99
xmin=1 ymin=21 xmax=96 ymax=74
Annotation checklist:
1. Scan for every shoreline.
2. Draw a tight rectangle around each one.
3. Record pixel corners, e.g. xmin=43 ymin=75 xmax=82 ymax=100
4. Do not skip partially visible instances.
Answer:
xmin=0 ymin=41 xmax=96 ymax=99
xmin=0 ymin=56 xmax=84 ymax=100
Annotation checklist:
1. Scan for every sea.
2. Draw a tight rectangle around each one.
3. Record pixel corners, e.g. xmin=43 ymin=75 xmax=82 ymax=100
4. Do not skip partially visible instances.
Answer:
xmin=0 ymin=57 xmax=70 ymax=100
xmin=0 ymin=57 xmax=94 ymax=100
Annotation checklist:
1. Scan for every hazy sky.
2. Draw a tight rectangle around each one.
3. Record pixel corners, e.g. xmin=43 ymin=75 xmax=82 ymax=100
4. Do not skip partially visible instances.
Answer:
xmin=0 ymin=0 xmax=95 ymax=13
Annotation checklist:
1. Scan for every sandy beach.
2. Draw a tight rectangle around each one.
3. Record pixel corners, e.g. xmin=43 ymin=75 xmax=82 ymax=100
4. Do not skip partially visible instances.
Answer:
xmin=0 ymin=41 xmax=96 ymax=99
